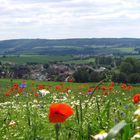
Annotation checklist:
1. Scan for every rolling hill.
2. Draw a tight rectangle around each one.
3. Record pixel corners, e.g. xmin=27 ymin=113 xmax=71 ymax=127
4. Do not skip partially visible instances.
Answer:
xmin=0 ymin=38 xmax=140 ymax=55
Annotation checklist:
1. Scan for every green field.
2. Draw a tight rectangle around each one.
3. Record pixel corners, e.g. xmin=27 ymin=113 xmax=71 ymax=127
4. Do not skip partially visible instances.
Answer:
xmin=0 ymin=79 xmax=139 ymax=140
xmin=0 ymin=55 xmax=96 ymax=65
xmin=0 ymin=55 xmax=74 ymax=64
xmin=63 ymin=57 xmax=95 ymax=64
xmin=112 ymin=47 xmax=136 ymax=53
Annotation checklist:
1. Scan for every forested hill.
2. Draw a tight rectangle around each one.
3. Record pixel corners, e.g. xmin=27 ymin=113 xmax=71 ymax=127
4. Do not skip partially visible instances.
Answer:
xmin=0 ymin=38 xmax=140 ymax=55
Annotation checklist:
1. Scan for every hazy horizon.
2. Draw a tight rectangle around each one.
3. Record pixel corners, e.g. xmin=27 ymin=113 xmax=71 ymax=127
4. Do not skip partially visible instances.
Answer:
xmin=1 ymin=37 xmax=140 ymax=41
xmin=0 ymin=0 xmax=140 ymax=40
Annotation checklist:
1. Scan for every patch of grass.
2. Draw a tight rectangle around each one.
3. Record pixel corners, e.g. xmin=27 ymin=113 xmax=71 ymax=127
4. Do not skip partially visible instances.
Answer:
xmin=63 ymin=57 xmax=95 ymax=64
xmin=112 ymin=47 xmax=135 ymax=53
xmin=0 ymin=55 xmax=74 ymax=64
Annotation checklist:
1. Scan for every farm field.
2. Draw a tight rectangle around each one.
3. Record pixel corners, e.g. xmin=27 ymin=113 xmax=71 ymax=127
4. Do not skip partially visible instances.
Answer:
xmin=0 ymin=55 xmax=74 ymax=64
xmin=63 ymin=57 xmax=95 ymax=64
xmin=112 ymin=47 xmax=135 ymax=53
xmin=0 ymin=79 xmax=140 ymax=140
xmin=0 ymin=55 xmax=97 ymax=65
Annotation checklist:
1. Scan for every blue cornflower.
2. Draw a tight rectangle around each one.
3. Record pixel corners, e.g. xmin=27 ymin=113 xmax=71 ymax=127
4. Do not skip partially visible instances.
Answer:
xmin=20 ymin=83 xmax=27 ymax=89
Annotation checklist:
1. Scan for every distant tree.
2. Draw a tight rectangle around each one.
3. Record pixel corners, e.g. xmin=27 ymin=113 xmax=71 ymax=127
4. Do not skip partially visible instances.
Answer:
xmin=125 ymin=57 xmax=136 ymax=66
xmin=2 ymin=55 xmax=6 ymax=58
xmin=89 ymin=71 xmax=106 ymax=82
xmin=128 ymin=73 xmax=140 ymax=84
xmin=73 ymin=69 xmax=89 ymax=83
xmin=134 ymin=62 xmax=140 ymax=73
xmin=120 ymin=62 xmax=133 ymax=74
xmin=95 ymin=56 xmax=113 ymax=66
xmin=88 ymin=71 xmax=99 ymax=82
xmin=112 ymin=72 xmax=128 ymax=83
xmin=10 ymin=65 xmax=30 ymax=79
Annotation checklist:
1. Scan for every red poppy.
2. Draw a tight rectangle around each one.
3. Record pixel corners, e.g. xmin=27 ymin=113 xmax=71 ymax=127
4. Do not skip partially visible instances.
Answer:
xmin=69 ymin=79 xmax=73 ymax=82
xmin=65 ymin=87 xmax=70 ymax=92
xmin=95 ymin=86 xmax=100 ymax=90
xmin=48 ymin=103 xmax=74 ymax=123
xmin=5 ymin=91 xmax=11 ymax=96
xmin=87 ymin=89 xmax=92 ymax=92
xmin=18 ymin=88 xmax=23 ymax=94
xmin=109 ymin=86 xmax=113 ymax=91
xmin=127 ymin=86 xmax=133 ymax=91
xmin=121 ymin=84 xmax=127 ymax=90
xmin=132 ymin=94 xmax=140 ymax=103
xmin=14 ymin=84 xmax=19 ymax=89
xmin=101 ymin=87 xmax=108 ymax=91
xmin=37 ymin=84 xmax=45 ymax=89
xmin=34 ymin=93 xmax=39 ymax=97
xmin=55 ymin=86 xmax=61 ymax=90
xmin=10 ymin=87 xmax=15 ymax=92
xmin=111 ymin=81 xmax=115 ymax=87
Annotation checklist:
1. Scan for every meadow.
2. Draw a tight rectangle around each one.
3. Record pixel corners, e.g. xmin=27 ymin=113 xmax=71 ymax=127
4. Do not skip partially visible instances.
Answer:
xmin=112 ymin=47 xmax=135 ymax=53
xmin=63 ymin=57 xmax=95 ymax=64
xmin=0 ymin=55 xmax=73 ymax=64
xmin=0 ymin=55 xmax=96 ymax=65
xmin=0 ymin=79 xmax=140 ymax=140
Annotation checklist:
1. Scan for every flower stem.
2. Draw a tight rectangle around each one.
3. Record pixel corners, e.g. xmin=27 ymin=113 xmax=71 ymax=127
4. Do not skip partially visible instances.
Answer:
xmin=55 ymin=123 xmax=60 ymax=140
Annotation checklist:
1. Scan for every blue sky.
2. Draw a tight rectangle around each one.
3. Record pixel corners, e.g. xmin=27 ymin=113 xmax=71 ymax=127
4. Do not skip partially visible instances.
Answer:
xmin=0 ymin=0 xmax=140 ymax=40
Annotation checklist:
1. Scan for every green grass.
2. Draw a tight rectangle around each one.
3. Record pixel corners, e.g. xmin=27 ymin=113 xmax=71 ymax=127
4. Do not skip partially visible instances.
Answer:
xmin=0 ymin=79 xmax=139 ymax=140
xmin=63 ymin=57 xmax=95 ymax=64
xmin=124 ymin=54 xmax=140 ymax=59
xmin=0 ymin=55 xmax=74 ymax=64
xmin=112 ymin=47 xmax=135 ymax=53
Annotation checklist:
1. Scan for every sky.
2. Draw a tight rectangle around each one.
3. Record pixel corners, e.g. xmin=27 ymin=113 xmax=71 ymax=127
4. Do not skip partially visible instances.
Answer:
xmin=0 ymin=0 xmax=140 ymax=40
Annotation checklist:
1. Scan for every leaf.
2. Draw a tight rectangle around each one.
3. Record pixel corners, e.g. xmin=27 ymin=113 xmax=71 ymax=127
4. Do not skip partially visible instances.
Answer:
xmin=105 ymin=120 xmax=127 ymax=140
xmin=121 ymin=124 xmax=131 ymax=140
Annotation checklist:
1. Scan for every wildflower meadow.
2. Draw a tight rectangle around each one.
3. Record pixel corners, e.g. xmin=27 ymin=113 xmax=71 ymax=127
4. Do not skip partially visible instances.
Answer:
xmin=0 ymin=79 xmax=140 ymax=140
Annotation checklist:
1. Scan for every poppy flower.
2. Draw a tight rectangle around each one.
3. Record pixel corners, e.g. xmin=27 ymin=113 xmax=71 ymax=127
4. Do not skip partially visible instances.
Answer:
xmin=87 ymin=89 xmax=93 ymax=94
xmin=66 ymin=87 xmax=70 ymax=92
xmin=132 ymin=94 xmax=140 ymax=103
xmin=48 ymin=103 xmax=74 ymax=123
xmin=126 ymin=86 xmax=133 ymax=91
xmin=121 ymin=84 xmax=127 ymax=90
xmin=13 ymin=84 xmax=19 ymax=89
xmin=18 ymin=87 xmax=23 ymax=92
xmin=10 ymin=87 xmax=15 ymax=92
xmin=37 ymin=84 xmax=45 ymax=89
xmin=101 ymin=87 xmax=108 ymax=91
xmin=111 ymin=81 xmax=115 ymax=87
xmin=55 ymin=86 xmax=61 ymax=90
xmin=5 ymin=91 xmax=11 ymax=96
xmin=109 ymin=86 xmax=113 ymax=91
xmin=69 ymin=79 xmax=73 ymax=82
xmin=34 ymin=93 xmax=39 ymax=97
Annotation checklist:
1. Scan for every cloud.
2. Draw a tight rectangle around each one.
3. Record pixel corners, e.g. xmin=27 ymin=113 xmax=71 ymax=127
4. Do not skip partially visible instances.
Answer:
xmin=0 ymin=0 xmax=140 ymax=39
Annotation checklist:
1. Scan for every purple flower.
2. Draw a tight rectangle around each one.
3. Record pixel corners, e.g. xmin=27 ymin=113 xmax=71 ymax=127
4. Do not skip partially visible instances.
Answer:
xmin=20 ymin=83 xmax=27 ymax=89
